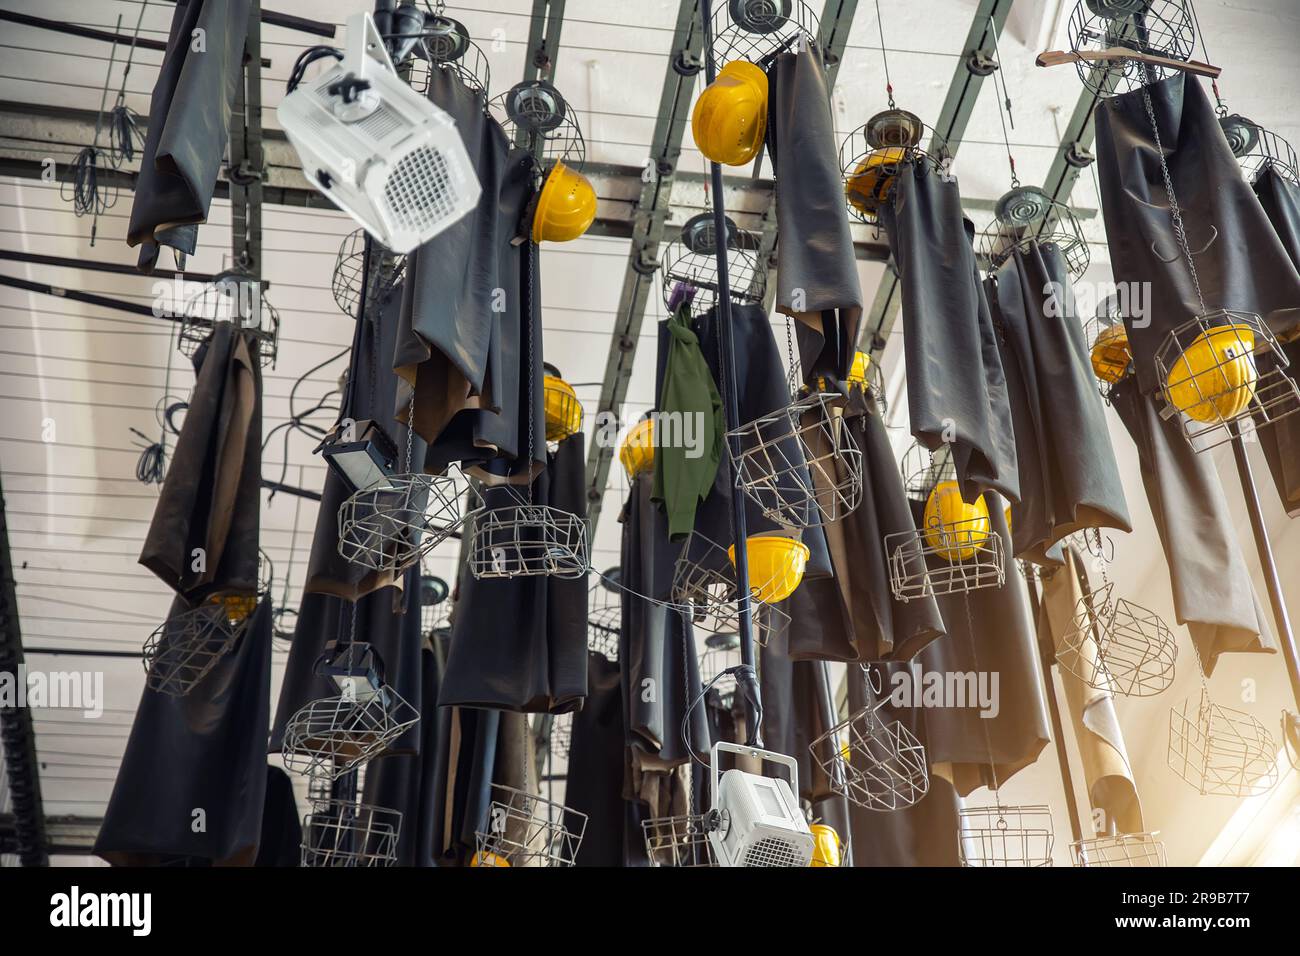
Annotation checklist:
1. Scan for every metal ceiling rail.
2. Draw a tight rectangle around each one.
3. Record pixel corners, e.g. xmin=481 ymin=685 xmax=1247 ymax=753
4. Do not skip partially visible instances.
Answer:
xmin=856 ymin=0 xmax=1016 ymax=358
xmin=522 ymin=0 xmax=567 ymax=83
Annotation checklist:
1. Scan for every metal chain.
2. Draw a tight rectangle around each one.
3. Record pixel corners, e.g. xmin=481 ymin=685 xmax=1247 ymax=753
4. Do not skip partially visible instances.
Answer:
xmin=404 ymin=384 xmax=415 ymax=474
xmin=784 ymin=315 xmax=799 ymax=398
xmin=873 ymin=0 xmax=895 ymax=109
xmin=1140 ymin=86 xmax=1208 ymax=317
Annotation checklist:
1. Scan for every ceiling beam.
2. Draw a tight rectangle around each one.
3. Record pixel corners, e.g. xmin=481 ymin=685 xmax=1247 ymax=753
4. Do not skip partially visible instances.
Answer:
xmin=522 ymin=0 xmax=567 ymax=83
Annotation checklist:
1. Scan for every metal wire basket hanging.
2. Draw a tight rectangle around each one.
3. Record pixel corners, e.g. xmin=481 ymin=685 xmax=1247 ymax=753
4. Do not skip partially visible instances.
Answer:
xmin=1071 ymin=831 xmax=1168 ymax=867
xmin=886 ymin=520 xmax=1005 ymax=603
xmin=642 ymin=814 xmax=717 ymax=867
xmin=670 ymin=530 xmax=791 ymax=647
xmin=281 ymin=643 xmax=420 ymax=780
xmin=548 ymin=712 xmax=573 ymax=761
xmin=406 ymin=13 xmax=491 ymax=100
xmin=587 ymin=569 xmax=621 ymax=661
xmin=977 ymin=185 xmax=1090 ymax=280
xmin=809 ymin=690 xmax=930 ymax=812
xmin=180 ymin=272 xmax=280 ymax=368
xmin=331 ymin=229 xmax=407 ymax=318
xmin=467 ymin=490 xmax=589 ymax=581
xmin=338 ymin=471 xmax=467 ymax=575
xmin=300 ymin=798 xmax=402 ymax=867
xmin=728 ymin=391 xmax=864 ymax=529
xmin=1065 ymin=0 xmax=1198 ymax=98
xmin=840 ymin=110 xmax=949 ymax=226
xmin=900 ymin=440 xmax=954 ymax=503
xmin=1167 ymin=689 xmax=1279 ymax=797
xmin=709 ymin=0 xmax=821 ymax=68
xmin=1219 ymin=113 xmax=1300 ymax=188
xmin=1055 ymin=582 xmax=1177 ymax=697
xmin=1153 ymin=310 xmax=1300 ymax=454
xmin=473 ymin=784 xmax=588 ymax=867
xmin=489 ymin=79 xmax=585 ymax=171
xmin=659 ymin=214 xmax=766 ymax=318
xmin=543 ymin=365 xmax=584 ymax=442
xmin=958 ymin=804 xmax=1055 ymax=867
xmin=142 ymin=601 xmax=249 ymax=697
xmin=1082 ymin=294 xmax=1133 ymax=400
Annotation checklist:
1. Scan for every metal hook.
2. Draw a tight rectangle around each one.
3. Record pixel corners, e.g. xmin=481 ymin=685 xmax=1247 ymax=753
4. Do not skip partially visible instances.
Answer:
xmin=1151 ymin=224 xmax=1218 ymax=263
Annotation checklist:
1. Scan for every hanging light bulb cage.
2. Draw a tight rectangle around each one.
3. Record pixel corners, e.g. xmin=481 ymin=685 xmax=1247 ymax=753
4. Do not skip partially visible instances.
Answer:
xmin=1071 ymin=831 xmax=1168 ymax=867
xmin=670 ymin=530 xmax=791 ymax=647
xmin=728 ymin=391 xmax=865 ymax=528
xmin=142 ymin=601 xmax=249 ymax=697
xmin=958 ymin=804 xmax=1056 ymax=867
xmin=1066 ymin=0 xmax=1198 ymax=98
xmin=179 ymin=272 xmax=280 ymax=368
xmin=1219 ymin=114 xmax=1300 ymax=188
xmin=642 ymin=814 xmax=717 ymax=867
xmin=1167 ymin=689 xmax=1279 ymax=797
xmin=419 ymin=571 xmax=451 ymax=636
xmin=338 ymin=471 xmax=467 ymax=575
xmin=489 ymin=80 xmax=586 ymax=171
xmin=1154 ymin=310 xmax=1300 ymax=454
xmin=406 ymin=14 xmax=491 ymax=100
xmin=331 ymin=228 xmax=407 ymax=318
xmin=709 ymin=0 xmax=820 ymax=69
xmin=886 ymin=520 xmax=1006 ymax=603
xmin=978 ymin=185 xmax=1090 ymax=280
xmin=660 ymin=214 xmax=766 ymax=317
xmin=900 ymin=441 xmax=956 ymax=504
xmin=300 ymin=798 xmax=402 ymax=867
xmin=1054 ymin=582 xmax=1177 ymax=697
xmin=473 ymin=784 xmax=588 ymax=867
xmin=587 ymin=571 xmax=621 ymax=662
xmin=809 ymin=701 xmax=930 ymax=812
xmin=840 ymin=113 xmax=950 ymax=225
xmin=467 ymin=493 xmax=589 ymax=580
xmin=1083 ymin=295 xmax=1133 ymax=400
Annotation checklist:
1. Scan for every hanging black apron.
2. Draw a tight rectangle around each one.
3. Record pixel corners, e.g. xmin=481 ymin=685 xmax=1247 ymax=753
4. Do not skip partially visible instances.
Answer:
xmin=991 ymin=242 xmax=1132 ymax=562
xmin=766 ymin=47 xmax=863 ymax=383
xmin=783 ymin=392 xmax=945 ymax=662
xmin=915 ymin=498 xmax=1053 ymax=796
xmin=1094 ymin=73 xmax=1300 ymax=394
xmin=430 ymin=704 xmax=499 ymax=865
xmin=758 ymin=629 xmax=836 ymax=803
xmin=436 ymin=433 xmax=588 ymax=713
xmin=254 ymin=765 xmax=302 ymax=867
xmin=95 ymin=597 xmax=272 ymax=865
xmin=880 ymin=163 xmax=1020 ymax=503
xmin=567 ymin=652 xmax=629 ymax=867
xmin=1109 ymin=377 xmax=1276 ymax=674
xmin=126 ymin=0 xmax=251 ymax=272
xmin=140 ymin=322 xmax=261 ymax=602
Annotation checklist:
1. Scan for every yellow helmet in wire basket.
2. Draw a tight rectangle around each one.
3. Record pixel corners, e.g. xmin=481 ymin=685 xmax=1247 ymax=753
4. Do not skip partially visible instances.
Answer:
xmin=619 ymin=417 xmax=655 ymax=479
xmin=532 ymin=161 xmax=597 ymax=243
xmin=1090 ymin=323 xmax=1132 ymax=385
xmin=1163 ymin=323 xmax=1258 ymax=424
xmin=845 ymin=147 xmax=907 ymax=218
xmin=922 ymin=480 xmax=991 ymax=562
xmin=729 ymin=532 xmax=810 ymax=604
xmin=543 ymin=371 xmax=583 ymax=441
xmin=691 ymin=60 xmax=769 ymax=166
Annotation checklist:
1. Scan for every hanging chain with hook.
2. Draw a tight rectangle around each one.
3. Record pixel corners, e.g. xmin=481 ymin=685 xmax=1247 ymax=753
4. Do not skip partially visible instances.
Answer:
xmin=872 ymin=0 xmax=896 ymax=109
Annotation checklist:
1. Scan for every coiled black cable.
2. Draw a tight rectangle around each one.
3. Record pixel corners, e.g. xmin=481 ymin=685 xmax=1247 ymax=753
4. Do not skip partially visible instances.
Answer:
xmin=287 ymin=45 xmax=344 ymax=93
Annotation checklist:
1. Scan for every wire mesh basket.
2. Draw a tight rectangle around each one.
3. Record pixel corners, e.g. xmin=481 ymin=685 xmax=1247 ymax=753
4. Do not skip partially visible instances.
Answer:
xmin=489 ymin=80 xmax=585 ymax=170
xmin=406 ymin=13 xmax=491 ymax=99
xmin=1154 ymin=310 xmax=1300 ymax=453
xmin=142 ymin=601 xmax=248 ymax=697
xmin=587 ymin=571 xmax=621 ymax=661
xmin=959 ymin=804 xmax=1055 ymax=867
xmin=467 ymin=495 xmax=589 ymax=580
xmin=978 ymin=185 xmax=1090 ymax=280
xmin=338 ymin=472 xmax=466 ymax=575
xmin=1054 ymin=582 xmax=1177 ymax=697
xmin=1220 ymin=113 xmax=1299 ymax=188
xmin=300 ymin=798 xmax=401 ymax=867
xmin=709 ymin=0 xmax=821 ymax=69
xmin=886 ymin=520 xmax=1006 ymax=603
xmin=1071 ymin=831 xmax=1168 ymax=867
xmin=670 ymin=531 xmax=791 ymax=646
xmin=331 ymin=229 xmax=407 ymax=318
xmin=543 ymin=368 xmax=584 ymax=442
xmin=179 ymin=272 xmax=279 ymax=368
xmin=901 ymin=441 xmax=954 ymax=503
xmin=548 ymin=712 xmax=573 ymax=761
xmin=473 ymin=784 xmax=587 ymax=867
xmin=642 ymin=814 xmax=717 ymax=867
xmin=810 ymin=701 xmax=930 ymax=812
xmin=659 ymin=214 xmax=766 ymax=318
xmin=1066 ymin=0 xmax=1198 ymax=98
xmin=1083 ymin=295 xmax=1132 ymax=400
xmin=728 ymin=391 xmax=864 ymax=528
xmin=1167 ymin=689 xmax=1279 ymax=797
xmin=840 ymin=110 xmax=949 ymax=225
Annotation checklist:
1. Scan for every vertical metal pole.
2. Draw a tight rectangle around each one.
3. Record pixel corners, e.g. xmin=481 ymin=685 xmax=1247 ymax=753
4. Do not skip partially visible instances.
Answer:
xmin=1230 ymin=432 xmax=1300 ymax=711
xmin=698 ymin=0 xmax=760 ymax=746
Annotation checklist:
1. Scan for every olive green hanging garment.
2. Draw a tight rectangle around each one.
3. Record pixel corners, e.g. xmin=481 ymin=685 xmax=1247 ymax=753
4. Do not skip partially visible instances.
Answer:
xmin=652 ymin=305 xmax=723 ymax=539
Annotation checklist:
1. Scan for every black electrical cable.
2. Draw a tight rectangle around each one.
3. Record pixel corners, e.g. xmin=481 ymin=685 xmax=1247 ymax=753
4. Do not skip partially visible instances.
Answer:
xmin=286 ymin=45 xmax=343 ymax=92
xmin=106 ymin=0 xmax=148 ymax=167
xmin=128 ymin=426 xmax=165 ymax=484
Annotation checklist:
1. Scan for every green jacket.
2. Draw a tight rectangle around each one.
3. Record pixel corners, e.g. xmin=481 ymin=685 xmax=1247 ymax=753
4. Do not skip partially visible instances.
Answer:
xmin=652 ymin=306 xmax=724 ymax=539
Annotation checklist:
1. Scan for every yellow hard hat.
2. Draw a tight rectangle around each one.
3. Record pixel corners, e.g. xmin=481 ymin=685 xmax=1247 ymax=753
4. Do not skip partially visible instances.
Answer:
xmin=691 ymin=61 xmax=769 ymax=166
xmin=729 ymin=532 xmax=809 ymax=603
xmin=532 ymin=161 xmax=597 ymax=243
xmin=209 ymin=591 xmax=258 ymax=624
xmin=809 ymin=824 xmax=842 ymax=867
xmin=1090 ymin=323 xmax=1131 ymax=384
xmin=1164 ymin=323 xmax=1258 ymax=424
xmin=923 ymin=480 xmax=991 ymax=562
xmin=845 ymin=147 xmax=907 ymax=217
xmin=469 ymin=850 xmax=511 ymax=867
xmin=543 ymin=372 xmax=583 ymax=441
xmin=619 ymin=417 xmax=655 ymax=479
xmin=848 ymin=350 xmax=870 ymax=386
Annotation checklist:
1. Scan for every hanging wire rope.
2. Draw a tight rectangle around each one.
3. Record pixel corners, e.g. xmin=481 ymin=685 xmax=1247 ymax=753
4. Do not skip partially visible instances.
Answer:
xmin=59 ymin=17 xmax=123 ymax=244
xmin=106 ymin=0 xmax=149 ymax=167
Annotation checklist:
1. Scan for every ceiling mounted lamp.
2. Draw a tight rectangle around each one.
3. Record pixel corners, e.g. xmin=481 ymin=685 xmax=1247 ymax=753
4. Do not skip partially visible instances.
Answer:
xmin=978 ymin=184 xmax=1091 ymax=280
xmin=865 ymin=108 xmax=925 ymax=151
xmin=419 ymin=573 xmax=449 ymax=607
xmin=681 ymin=212 xmax=740 ymax=256
xmin=506 ymin=80 xmax=568 ymax=132
xmin=1218 ymin=113 xmax=1260 ymax=157
xmin=316 ymin=418 xmax=399 ymax=493
xmin=730 ymin=0 xmax=794 ymax=34
xmin=421 ymin=14 xmax=471 ymax=62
